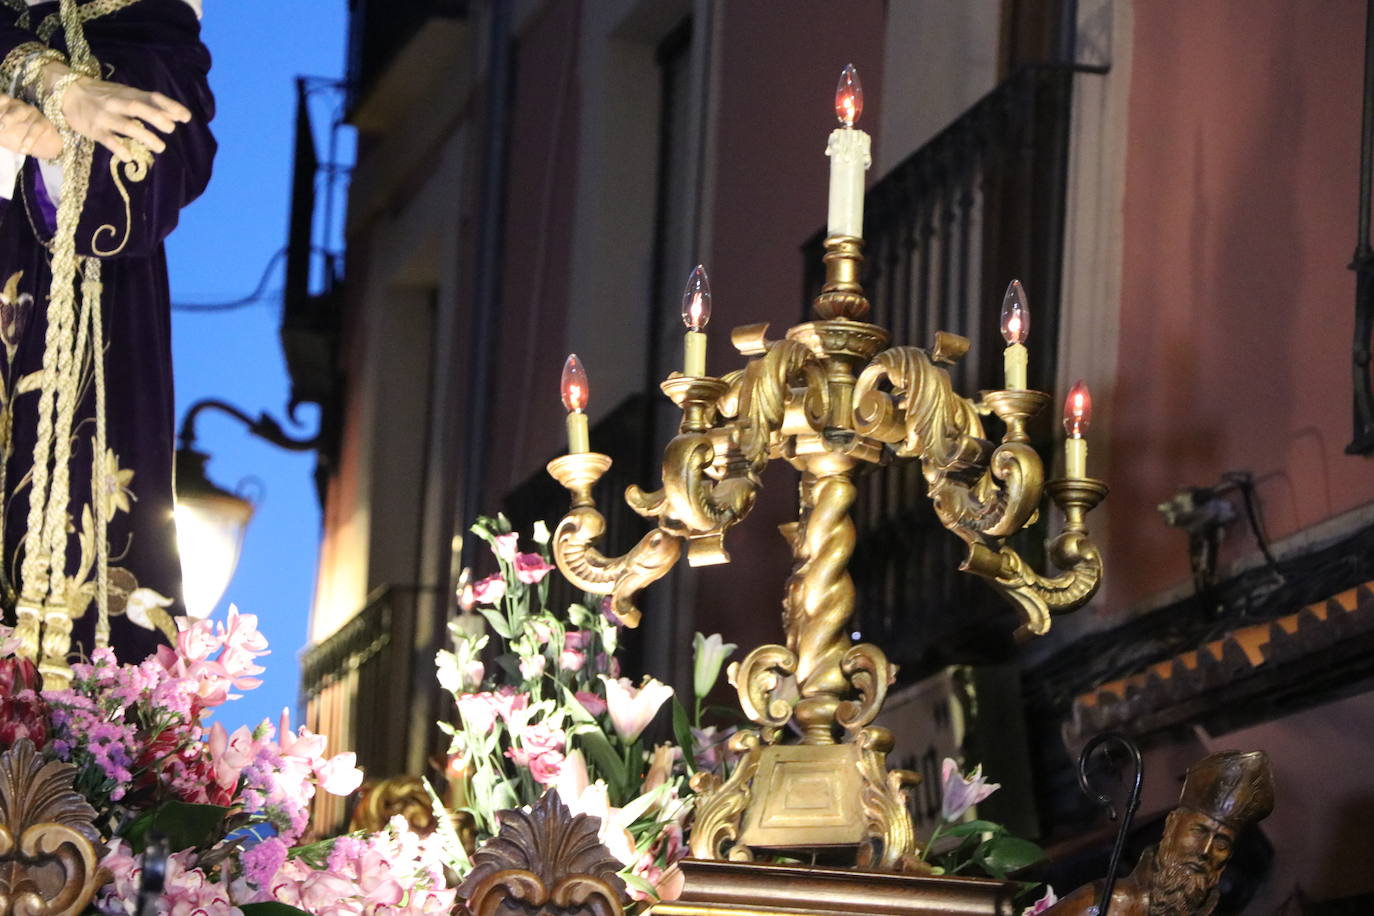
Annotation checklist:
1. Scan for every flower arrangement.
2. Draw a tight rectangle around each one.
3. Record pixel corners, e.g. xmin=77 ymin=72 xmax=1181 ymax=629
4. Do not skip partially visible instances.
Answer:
xmin=0 ymin=612 xmax=455 ymax=915
xmin=437 ymin=516 xmax=738 ymax=906
xmin=927 ymin=757 xmax=1053 ymax=915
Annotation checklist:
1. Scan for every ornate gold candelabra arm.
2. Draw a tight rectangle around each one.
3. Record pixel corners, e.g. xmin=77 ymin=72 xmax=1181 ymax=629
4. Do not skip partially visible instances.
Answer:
xmin=547 ymin=454 xmax=682 ymax=628
xmin=982 ymin=477 xmax=1108 ymax=637
xmin=735 ymin=337 xmax=828 ymax=473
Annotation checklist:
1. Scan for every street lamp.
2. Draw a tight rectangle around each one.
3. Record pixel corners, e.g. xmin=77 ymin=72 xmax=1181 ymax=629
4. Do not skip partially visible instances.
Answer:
xmin=174 ymin=399 xmax=319 ymax=618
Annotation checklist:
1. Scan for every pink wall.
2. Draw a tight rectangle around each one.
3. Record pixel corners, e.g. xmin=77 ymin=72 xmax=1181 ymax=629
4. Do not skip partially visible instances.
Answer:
xmin=1105 ymin=0 xmax=1373 ymax=610
xmin=695 ymin=0 xmax=886 ymax=650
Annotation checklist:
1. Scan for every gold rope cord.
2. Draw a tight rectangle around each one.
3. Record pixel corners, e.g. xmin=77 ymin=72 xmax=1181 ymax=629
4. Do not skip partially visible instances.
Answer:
xmin=21 ymin=0 xmax=121 ymax=684
xmin=36 ymin=0 xmax=139 ymax=44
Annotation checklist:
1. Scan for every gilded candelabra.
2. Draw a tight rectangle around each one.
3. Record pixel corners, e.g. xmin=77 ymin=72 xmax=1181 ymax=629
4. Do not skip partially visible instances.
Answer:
xmin=547 ymin=236 xmax=1105 ymax=870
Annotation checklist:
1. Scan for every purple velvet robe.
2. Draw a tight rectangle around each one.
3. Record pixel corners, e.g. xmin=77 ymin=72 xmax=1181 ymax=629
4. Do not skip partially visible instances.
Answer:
xmin=0 ymin=0 xmax=216 ymax=661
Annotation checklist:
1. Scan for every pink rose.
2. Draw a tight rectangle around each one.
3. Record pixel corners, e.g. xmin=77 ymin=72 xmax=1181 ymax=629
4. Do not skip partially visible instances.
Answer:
xmin=456 ymin=693 xmax=500 ymax=734
xmin=564 ymin=630 xmax=592 ymax=650
xmin=491 ymin=686 xmax=529 ymax=724
xmin=470 ymin=574 xmax=506 ymax=605
xmin=515 ymin=552 xmax=555 ymax=584
xmin=559 ymin=648 xmax=586 ymax=672
xmin=519 ymin=655 xmax=546 ymax=680
xmin=527 ymin=749 xmax=566 ymax=785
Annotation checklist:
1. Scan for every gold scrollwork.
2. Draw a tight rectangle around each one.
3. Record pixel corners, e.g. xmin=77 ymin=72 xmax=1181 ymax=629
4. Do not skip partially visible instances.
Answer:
xmin=835 ymin=643 xmax=892 ymax=734
xmin=687 ymin=732 xmax=762 ymax=862
xmin=731 ymin=645 xmax=797 ymax=732
xmin=91 ymin=143 xmax=152 ymax=257
xmin=0 ymin=739 xmax=108 ymax=916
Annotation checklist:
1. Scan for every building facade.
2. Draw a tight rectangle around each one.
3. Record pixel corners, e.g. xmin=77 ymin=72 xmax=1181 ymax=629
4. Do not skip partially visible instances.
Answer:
xmin=295 ymin=1 xmax=1374 ymax=908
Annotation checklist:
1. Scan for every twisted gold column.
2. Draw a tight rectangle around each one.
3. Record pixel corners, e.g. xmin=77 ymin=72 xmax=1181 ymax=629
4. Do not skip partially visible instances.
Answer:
xmin=787 ymin=467 xmax=859 ymax=744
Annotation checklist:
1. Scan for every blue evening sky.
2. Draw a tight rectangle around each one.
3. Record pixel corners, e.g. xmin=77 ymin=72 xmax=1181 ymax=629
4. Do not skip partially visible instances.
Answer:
xmin=166 ymin=2 xmax=347 ymax=735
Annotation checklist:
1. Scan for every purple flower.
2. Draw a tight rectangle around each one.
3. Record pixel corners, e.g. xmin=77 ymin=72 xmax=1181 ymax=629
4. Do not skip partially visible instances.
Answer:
xmin=241 ymin=836 xmax=289 ymax=889
xmin=940 ymin=757 xmax=1001 ymax=822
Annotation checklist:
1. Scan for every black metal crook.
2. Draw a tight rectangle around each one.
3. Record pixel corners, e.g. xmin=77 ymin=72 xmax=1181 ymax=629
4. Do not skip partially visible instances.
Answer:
xmin=1076 ymin=731 xmax=1143 ymax=916
xmin=137 ymin=833 xmax=170 ymax=916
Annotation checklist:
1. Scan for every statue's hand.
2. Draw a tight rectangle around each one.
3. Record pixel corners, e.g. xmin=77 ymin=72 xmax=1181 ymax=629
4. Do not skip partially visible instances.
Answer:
xmin=0 ymin=95 xmax=61 ymax=160
xmin=41 ymin=61 xmax=191 ymax=162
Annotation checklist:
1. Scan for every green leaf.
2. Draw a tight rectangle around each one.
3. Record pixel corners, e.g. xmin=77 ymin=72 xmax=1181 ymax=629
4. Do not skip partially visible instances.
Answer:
xmin=241 ymin=903 xmax=312 ymax=916
xmin=571 ymin=724 xmax=626 ymax=795
xmin=556 ymin=682 xmax=597 ymax=725
xmin=671 ymin=699 xmax=695 ymax=767
xmin=122 ymin=802 xmax=231 ymax=853
xmin=622 ymin=872 xmax=659 ymax=901
xmin=477 ymin=606 xmax=513 ymax=639
xmin=940 ymin=819 xmax=1004 ymax=839
xmin=974 ymin=836 xmax=1045 ymax=878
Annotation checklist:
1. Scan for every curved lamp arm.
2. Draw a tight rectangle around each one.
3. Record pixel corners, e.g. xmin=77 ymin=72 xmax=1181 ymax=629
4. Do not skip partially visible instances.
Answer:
xmin=178 ymin=398 xmax=321 ymax=453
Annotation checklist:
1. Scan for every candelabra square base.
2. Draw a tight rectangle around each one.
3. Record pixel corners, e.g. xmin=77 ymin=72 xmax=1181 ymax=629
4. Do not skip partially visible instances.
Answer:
xmin=738 ymin=744 xmax=866 ymax=850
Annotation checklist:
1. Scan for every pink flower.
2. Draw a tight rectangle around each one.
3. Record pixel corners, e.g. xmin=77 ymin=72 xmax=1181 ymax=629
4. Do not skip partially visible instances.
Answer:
xmin=555 ymin=749 xmax=590 ymax=805
xmin=941 ymin=757 xmax=1001 ymax=822
xmin=491 ymin=686 xmax=529 ymax=724
xmin=559 ymin=648 xmax=586 ymax=672
xmin=1022 ymin=886 xmax=1058 ymax=915
xmin=515 ymin=552 xmax=555 ymax=584
xmin=574 ymin=690 xmax=606 ymax=717
xmin=492 ymin=532 xmax=520 ymax=563
xmin=564 ymin=630 xmax=592 ymax=650
xmin=317 ymin=752 xmax=364 ymax=796
xmin=600 ymin=675 xmax=674 ymax=743
xmin=506 ymin=721 xmax=566 ymax=785
xmin=176 ymin=616 xmax=220 ymax=663
xmin=527 ymin=617 xmax=556 ymax=645
xmin=528 ymin=750 xmax=566 ymax=785
xmin=519 ymin=654 xmax=546 ymax=680
xmin=470 ymin=574 xmax=506 ymax=605
xmin=456 ymin=692 xmax=500 ymax=734
xmin=278 ymin=710 xmax=328 ymax=760
xmin=208 ymin=722 xmax=260 ymax=793
xmin=642 ymin=743 xmax=678 ymax=793
xmin=463 ymin=658 xmax=485 ymax=688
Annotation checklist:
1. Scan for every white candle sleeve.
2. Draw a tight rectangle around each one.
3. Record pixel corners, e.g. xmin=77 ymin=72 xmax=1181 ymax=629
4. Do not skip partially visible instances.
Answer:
xmin=826 ymin=127 xmax=872 ymax=238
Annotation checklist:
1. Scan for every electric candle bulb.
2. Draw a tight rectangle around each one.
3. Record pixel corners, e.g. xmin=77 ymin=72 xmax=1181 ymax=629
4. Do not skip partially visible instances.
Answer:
xmin=681 ymin=264 xmax=712 ymax=376
xmin=561 ymin=353 xmax=590 ymax=453
xmin=1000 ymin=279 xmax=1030 ymax=389
xmin=826 ymin=63 xmax=872 ymax=239
xmin=835 ymin=63 xmax=864 ymax=128
xmin=1063 ymin=379 xmax=1092 ymax=478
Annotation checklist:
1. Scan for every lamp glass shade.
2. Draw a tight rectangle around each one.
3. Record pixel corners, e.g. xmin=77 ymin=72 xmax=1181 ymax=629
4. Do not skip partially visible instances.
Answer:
xmin=174 ymin=449 xmax=254 ymax=619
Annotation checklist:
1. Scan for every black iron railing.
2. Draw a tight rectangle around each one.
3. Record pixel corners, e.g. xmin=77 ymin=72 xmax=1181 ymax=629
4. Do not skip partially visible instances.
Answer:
xmin=1348 ymin=0 xmax=1374 ymax=454
xmin=300 ymin=583 xmax=439 ymax=830
xmin=801 ymin=64 xmax=1078 ymax=672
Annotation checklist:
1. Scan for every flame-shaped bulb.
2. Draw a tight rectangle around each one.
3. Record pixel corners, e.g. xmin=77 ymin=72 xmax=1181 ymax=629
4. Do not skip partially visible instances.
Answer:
xmin=561 ymin=353 xmax=589 ymax=412
xmin=681 ymin=265 xmax=712 ymax=331
xmin=1063 ymin=380 xmax=1092 ymax=438
xmin=1000 ymin=279 xmax=1030 ymax=345
xmin=835 ymin=63 xmax=863 ymax=128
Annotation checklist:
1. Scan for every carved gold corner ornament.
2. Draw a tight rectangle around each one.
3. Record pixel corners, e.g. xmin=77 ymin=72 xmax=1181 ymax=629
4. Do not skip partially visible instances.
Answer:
xmin=456 ymin=790 xmax=628 ymax=916
xmin=0 ymin=739 xmax=109 ymax=916
xmin=549 ymin=237 xmax=1106 ymax=866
